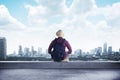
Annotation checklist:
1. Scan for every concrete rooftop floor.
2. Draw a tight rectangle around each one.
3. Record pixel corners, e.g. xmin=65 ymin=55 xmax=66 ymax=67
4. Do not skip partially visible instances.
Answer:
xmin=0 ymin=69 xmax=120 ymax=80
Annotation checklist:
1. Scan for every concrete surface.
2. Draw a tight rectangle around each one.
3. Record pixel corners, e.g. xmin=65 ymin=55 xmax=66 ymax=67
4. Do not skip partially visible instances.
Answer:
xmin=0 ymin=61 xmax=120 ymax=69
xmin=0 ymin=69 xmax=120 ymax=80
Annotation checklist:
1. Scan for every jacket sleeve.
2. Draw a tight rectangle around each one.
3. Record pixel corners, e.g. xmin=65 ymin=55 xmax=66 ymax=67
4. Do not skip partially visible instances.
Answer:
xmin=48 ymin=40 xmax=54 ymax=54
xmin=65 ymin=40 xmax=72 ymax=54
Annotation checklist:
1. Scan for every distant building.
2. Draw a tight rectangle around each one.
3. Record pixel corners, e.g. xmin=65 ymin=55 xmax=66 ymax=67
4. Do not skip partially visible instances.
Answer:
xmin=24 ymin=47 xmax=30 ymax=57
xmin=38 ymin=47 xmax=42 ymax=56
xmin=102 ymin=42 xmax=108 ymax=56
xmin=96 ymin=47 xmax=102 ymax=56
xmin=0 ymin=37 xmax=7 ymax=60
xmin=90 ymin=49 xmax=95 ymax=55
xmin=108 ymin=46 xmax=112 ymax=56
xmin=31 ymin=46 xmax=37 ymax=57
xmin=119 ymin=48 xmax=120 ymax=55
xmin=31 ymin=46 xmax=34 ymax=56
xmin=18 ymin=45 xmax=23 ymax=56
xmin=74 ymin=49 xmax=81 ymax=57
xmin=79 ymin=49 xmax=82 ymax=57
xmin=114 ymin=52 xmax=119 ymax=59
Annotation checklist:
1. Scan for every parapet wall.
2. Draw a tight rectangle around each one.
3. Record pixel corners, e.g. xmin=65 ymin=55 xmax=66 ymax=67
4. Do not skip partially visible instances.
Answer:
xmin=0 ymin=61 xmax=120 ymax=69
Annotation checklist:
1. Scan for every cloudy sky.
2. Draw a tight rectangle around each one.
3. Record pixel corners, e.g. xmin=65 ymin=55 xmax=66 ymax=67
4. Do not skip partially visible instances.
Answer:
xmin=0 ymin=0 xmax=120 ymax=54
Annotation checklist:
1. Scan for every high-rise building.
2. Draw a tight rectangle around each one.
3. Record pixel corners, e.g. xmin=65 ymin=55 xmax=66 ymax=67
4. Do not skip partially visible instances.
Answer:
xmin=18 ymin=45 xmax=23 ymax=56
xmin=0 ymin=37 xmax=7 ymax=60
xmin=31 ymin=46 xmax=34 ymax=56
xmin=102 ymin=42 xmax=107 ymax=56
xmin=96 ymin=47 xmax=102 ymax=56
xmin=24 ymin=47 xmax=30 ymax=57
xmin=119 ymin=48 xmax=120 ymax=55
xmin=108 ymin=46 xmax=112 ymax=55
xmin=38 ymin=47 xmax=42 ymax=56
xmin=31 ymin=46 xmax=36 ymax=56
xmin=79 ymin=49 xmax=82 ymax=56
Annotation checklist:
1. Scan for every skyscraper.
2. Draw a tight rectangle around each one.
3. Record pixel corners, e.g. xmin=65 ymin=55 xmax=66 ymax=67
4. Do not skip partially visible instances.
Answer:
xmin=24 ymin=47 xmax=30 ymax=57
xmin=31 ymin=46 xmax=36 ymax=56
xmin=108 ymin=46 xmax=112 ymax=55
xmin=119 ymin=48 xmax=120 ymax=55
xmin=103 ymin=42 xmax=107 ymax=56
xmin=38 ymin=47 xmax=42 ymax=56
xmin=18 ymin=45 xmax=23 ymax=56
xmin=96 ymin=47 xmax=102 ymax=56
xmin=79 ymin=49 xmax=82 ymax=56
xmin=0 ymin=37 xmax=7 ymax=60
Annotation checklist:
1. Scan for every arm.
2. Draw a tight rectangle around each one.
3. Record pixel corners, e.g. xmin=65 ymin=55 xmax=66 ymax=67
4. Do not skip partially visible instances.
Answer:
xmin=65 ymin=40 xmax=72 ymax=54
xmin=48 ymin=40 xmax=54 ymax=54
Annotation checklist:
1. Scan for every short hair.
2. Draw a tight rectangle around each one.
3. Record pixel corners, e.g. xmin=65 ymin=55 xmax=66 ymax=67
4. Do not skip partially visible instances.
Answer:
xmin=56 ymin=30 xmax=64 ymax=37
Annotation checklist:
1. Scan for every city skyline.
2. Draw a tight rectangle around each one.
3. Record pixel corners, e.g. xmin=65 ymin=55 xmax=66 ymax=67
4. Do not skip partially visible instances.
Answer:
xmin=0 ymin=37 xmax=120 ymax=61
xmin=0 ymin=0 xmax=120 ymax=54
xmin=10 ymin=42 xmax=120 ymax=55
xmin=7 ymin=41 xmax=120 ymax=61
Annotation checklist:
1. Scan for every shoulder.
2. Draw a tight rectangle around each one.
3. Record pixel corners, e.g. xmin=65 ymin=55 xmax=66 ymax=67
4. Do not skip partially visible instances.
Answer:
xmin=51 ymin=38 xmax=57 ymax=43
xmin=63 ymin=38 xmax=69 ymax=44
xmin=63 ymin=38 xmax=68 ymax=41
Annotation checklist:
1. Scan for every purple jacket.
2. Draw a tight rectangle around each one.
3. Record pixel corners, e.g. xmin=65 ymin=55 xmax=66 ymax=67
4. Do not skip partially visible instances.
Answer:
xmin=48 ymin=37 xmax=72 ymax=58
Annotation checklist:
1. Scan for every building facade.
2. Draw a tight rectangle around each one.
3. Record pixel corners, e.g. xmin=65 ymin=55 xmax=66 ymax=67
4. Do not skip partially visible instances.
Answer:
xmin=0 ymin=37 xmax=7 ymax=60
xmin=102 ymin=42 xmax=108 ymax=56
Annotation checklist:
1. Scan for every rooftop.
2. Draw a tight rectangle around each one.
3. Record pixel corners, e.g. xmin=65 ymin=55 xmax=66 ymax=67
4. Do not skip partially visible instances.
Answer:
xmin=0 ymin=61 xmax=120 ymax=80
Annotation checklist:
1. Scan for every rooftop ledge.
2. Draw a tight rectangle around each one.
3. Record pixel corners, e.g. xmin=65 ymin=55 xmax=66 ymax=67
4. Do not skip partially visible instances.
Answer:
xmin=0 ymin=61 xmax=120 ymax=69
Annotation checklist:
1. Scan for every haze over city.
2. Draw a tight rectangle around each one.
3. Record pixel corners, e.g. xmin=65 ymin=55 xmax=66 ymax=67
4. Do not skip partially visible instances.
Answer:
xmin=0 ymin=0 xmax=120 ymax=54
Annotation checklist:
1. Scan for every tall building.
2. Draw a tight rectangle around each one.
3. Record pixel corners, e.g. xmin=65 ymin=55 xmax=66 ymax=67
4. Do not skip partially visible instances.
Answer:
xmin=79 ymin=49 xmax=82 ymax=56
xmin=18 ymin=45 xmax=23 ymax=56
xmin=31 ymin=46 xmax=36 ymax=56
xmin=119 ymin=48 xmax=120 ymax=55
xmin=38 ymin=47 xmax=42 ymax=56
xmin=102 ymin=42 xmax=108 ymax=56
xmin=24 ymin=47 xmax=30 ymax=57
xmin=96 ymin=47 xmax=102 ymax=56
xmin=108 ymin=46 xmax=112 ymax=55
xmin=0 ymin=37 xmax=7 ymax=60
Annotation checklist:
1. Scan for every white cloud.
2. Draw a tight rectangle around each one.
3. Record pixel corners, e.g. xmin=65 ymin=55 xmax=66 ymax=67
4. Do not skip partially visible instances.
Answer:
xmin=25 ymin=0 xmax=66 ymax=27
xmin=25 ymin=5 xmax=47 ymax=27
xmin=70 ymin=0 xmax=94 ymax=14
xmin=0 ymin=5 xmax=26 ymax=31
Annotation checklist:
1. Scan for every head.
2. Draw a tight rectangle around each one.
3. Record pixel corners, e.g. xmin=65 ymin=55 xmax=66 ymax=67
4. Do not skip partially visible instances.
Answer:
xmin=56 ymin=30 xmax=64 ymax=37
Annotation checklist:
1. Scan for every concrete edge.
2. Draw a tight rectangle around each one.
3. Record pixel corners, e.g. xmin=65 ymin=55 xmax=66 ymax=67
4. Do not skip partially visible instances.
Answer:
xmin=0 ymin=61 xmax=120 ymax=69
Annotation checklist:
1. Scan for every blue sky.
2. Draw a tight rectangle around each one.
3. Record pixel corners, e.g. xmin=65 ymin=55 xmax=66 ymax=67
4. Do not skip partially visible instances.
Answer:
xmin=96 ymin=0 xmax=120 ymax=7
xmin=0 ymin=0 xmax=37 ymax=25
xmin=0 ymin=0 xmax=120 ymax=54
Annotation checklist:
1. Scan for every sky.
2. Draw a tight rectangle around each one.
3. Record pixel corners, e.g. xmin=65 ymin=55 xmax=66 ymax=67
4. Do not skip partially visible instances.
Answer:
xmin=0 ymin=0 xmax=120 ymax=54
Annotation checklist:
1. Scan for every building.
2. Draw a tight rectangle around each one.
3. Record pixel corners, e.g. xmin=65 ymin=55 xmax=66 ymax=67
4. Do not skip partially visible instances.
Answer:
xmin=0 ymin=37 xmax=7 ymax=60
xmin=108 ymin=46 xmax=112 ymax=56
xmin=74 ymin=49 xmax=82 ymax=57
xmin=31 ymin=46 xmax=36 ymax=57
xmin=96 ymin=47 xmax=102 ymax=57
xmin=102 ymin=42 xmax=108 ymax=56
xmin=18 ymin=45 xmax=23 ymax=56
xmin=24 ymin=47 xmax=30 ymax=57
xmin=38 ymin=47 xmax=42 ymax=56
xmin=119 ymin=48 xmax=120 ymax=54
xmin=79 ymin=49 xmax=82 ymax=57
